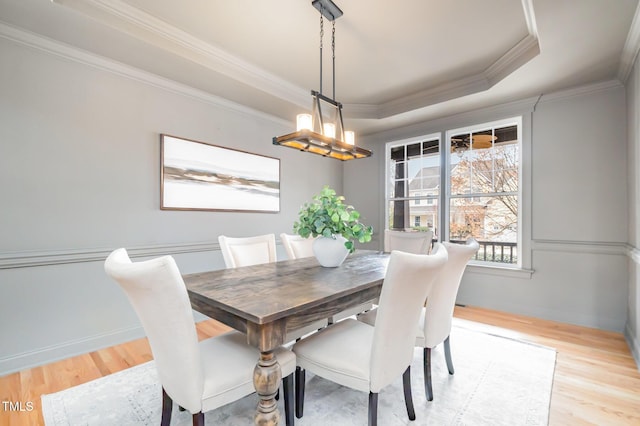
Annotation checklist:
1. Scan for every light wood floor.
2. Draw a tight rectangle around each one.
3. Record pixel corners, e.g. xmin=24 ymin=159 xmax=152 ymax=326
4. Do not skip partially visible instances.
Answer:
xmin=1 ymin=305 xmax=639 ymax=425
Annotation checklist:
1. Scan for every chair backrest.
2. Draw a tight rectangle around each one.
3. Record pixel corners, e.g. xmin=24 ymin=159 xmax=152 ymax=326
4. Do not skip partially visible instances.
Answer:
xmin=218 ymin=234 xmax=277 ymax=268
xmin=104 ymin=248 xmax=203 ymax=413
xmin=280 ymin=233 xmax=316 ymax=260
xmin=423 ymin=238 xmax=480 ymax=348
xmin=384 ymin=229 xmax=433 ymax=254
xmin=369 ymin=244 xmax=448 ymax=393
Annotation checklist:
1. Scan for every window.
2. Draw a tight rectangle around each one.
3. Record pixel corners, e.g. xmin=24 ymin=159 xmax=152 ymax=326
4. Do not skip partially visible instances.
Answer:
xmin=386 ymin=118 xmax=522 ymax=266
xmin=387 ymin=138 xmax=440 ymax=234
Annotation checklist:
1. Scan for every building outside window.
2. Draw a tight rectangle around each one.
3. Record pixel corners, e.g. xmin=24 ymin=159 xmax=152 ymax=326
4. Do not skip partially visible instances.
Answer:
xmin=386 ymin=117 xmax=521 ymax=265
xmin=387 ymin=138 xmax=440 ymax=235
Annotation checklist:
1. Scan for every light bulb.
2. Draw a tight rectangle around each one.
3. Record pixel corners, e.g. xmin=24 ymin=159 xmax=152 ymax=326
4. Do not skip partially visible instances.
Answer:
xmin=344 ymin=130 xmax=355 ymax=145
xmin=296 ymin=114 xmax=312 ymax=131
xmin=323 ymin=123 xmax=336 ymax=138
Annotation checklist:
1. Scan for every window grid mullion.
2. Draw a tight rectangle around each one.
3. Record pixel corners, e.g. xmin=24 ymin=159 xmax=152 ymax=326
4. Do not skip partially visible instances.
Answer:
xmin=387 ymin=124 xmax=523 ymax=261
xmin=449 ymin=191 xmax=518 ymax=199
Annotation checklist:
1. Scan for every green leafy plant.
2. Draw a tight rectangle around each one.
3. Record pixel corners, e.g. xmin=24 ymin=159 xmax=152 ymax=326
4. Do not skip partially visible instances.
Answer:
xmin=294 ymin=186 xmax=373 ymax=253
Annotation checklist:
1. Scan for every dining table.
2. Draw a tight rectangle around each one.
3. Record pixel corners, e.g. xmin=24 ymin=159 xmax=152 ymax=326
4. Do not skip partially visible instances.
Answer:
xmin=182 ymin=249 xmax=390 ymax=426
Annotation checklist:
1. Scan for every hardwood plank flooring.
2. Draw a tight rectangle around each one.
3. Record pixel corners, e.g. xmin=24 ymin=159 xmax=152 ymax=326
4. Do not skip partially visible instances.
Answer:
xmin=1 ymin=306 xmax=639 ymax=425
xmin=454 ymin=306 xmax=640 ymax=425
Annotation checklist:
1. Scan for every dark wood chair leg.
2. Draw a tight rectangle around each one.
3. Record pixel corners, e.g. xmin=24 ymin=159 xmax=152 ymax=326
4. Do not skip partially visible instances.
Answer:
xmin=282 ymin=373 xmax=295 ymax=426
xmin=192 ymin=412 xmax=204 ymax=426
xmin=295 ymin=366 xmax=305 ymax=419
xmin=424 ymin=347 xmax=433 ymax=401
xmin=368 ymin=392 xmax=378 ymax=426
xmin=402 ymin=366 xmax=416 ymax=420
xmin=161 ymin=387 xmax=173 ymax=426
xmin=444 ymin=335 xmax=455 ymax=375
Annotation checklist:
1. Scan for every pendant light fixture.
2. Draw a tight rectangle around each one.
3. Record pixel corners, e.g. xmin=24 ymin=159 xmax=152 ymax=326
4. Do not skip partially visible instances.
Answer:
xmin=272 ymin=0 xmax=372 ymax=161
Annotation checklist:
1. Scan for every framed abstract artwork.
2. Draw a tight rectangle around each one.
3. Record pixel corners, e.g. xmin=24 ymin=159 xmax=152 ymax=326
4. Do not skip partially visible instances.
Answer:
xmin=160 ymin=134 xmax=280 ymax=212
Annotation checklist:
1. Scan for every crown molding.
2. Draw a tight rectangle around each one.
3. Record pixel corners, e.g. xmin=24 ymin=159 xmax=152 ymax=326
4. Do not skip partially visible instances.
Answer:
xmin=377 ymin=74 xmax=491 ymax=119
xmin=348 ymin=0 xmax=539 ymax=119
xmin=521 ymin=0 xmax=539 ymax=37
xmin=51 ymin=0 xmax=540 ymax=121
xmin=363 ymin=95 xmax=540 ymax=144
xmin=618 ymin=0 xmax=640 ymax=83
xmin=51 ymin=0 xmax=311 ymax=109
xmin=364 ymin=78 xmax=622 ymax=144
xmin=537 ymin=80 xmax=623 ymax=105
xmin=0 ymin=21 xmax=290 ymax=127
xmin=485 ymin=34 xmax=540 ymax=86
xmin=354 ymin=35 xmax=539 ymax=120
xmin=485 ymin=0 xmax=540 ymax=86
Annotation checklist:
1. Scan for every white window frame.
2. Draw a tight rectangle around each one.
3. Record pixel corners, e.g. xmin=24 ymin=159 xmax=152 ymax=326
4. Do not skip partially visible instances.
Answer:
xmin=444 ymin=117 xmax=523 ymax=267
xmin=384 ymin=115 xmax=532 ymax=276
xmin=384 ymin=133 xmax=440 ymax=233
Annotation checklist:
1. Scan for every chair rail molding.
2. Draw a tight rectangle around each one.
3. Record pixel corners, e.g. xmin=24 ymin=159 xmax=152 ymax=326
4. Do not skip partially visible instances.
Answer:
xmin=531 ymin=239 xmax=629 ymax=256
xmin=628 ymin=244 xmax=640 ymax=263
xmin=0 ymin=241 xmax=221 ymax=269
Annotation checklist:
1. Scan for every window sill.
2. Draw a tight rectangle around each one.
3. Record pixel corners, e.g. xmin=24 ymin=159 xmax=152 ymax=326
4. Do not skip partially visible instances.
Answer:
xmin=465 ymin=262 xmax=534 ymax=279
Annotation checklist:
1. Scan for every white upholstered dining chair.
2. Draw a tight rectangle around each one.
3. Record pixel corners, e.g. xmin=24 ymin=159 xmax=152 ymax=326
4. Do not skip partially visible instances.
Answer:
xmin=293 ymin=245 xmax=448 ymax=426
xmin=359 ymin=237 xmax=479 ymax=401
xmin=280 ymin=233 xmax=316 ymax=260
xmin=384 ymin=229 xmax=433 ymax=254
xmin=104 ymin=248 xmax=296 ymax=426
xmin=218 ymin=234 xmax=277 ymax=268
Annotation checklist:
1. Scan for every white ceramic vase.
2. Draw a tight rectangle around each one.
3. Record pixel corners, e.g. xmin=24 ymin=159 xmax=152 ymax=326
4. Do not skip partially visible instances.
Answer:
xmin=312 ymin=235 xmax=350 ymax=267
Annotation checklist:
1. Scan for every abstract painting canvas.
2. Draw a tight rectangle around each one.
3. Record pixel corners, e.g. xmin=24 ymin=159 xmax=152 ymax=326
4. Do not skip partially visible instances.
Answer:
xmin=161 ymin=135 xmax=280 ymax=212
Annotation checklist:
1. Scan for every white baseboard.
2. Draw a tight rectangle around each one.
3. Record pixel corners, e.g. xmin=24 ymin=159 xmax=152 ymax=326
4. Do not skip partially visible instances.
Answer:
xmin=0 ymin=325 xmax=145 ymax=376
xmin=625 ymin=322 xmax=640 ymax=372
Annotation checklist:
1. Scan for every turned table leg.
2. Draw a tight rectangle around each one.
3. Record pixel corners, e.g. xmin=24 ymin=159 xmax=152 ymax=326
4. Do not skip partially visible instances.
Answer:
xmin=254 ymin=350 xmax=282 ymax=426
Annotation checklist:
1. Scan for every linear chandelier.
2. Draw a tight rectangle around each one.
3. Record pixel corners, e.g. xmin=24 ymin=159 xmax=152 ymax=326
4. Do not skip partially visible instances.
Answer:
xmin=272 ymin=0 xmax=372 ymax=161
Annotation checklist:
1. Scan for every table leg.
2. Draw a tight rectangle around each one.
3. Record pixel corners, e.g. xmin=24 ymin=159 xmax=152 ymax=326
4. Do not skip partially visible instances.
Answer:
xmin=253 ymin=350 xmax=282 ymax=426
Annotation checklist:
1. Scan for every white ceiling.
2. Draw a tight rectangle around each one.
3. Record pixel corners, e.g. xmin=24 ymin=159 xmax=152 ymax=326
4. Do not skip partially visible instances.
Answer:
xmin=1 ymin=0 xmax=639 ymax=137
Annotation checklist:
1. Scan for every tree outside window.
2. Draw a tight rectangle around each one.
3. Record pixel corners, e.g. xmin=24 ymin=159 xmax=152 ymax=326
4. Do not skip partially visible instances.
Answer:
xmin=386 ymin=119 xmax=520 ymax=265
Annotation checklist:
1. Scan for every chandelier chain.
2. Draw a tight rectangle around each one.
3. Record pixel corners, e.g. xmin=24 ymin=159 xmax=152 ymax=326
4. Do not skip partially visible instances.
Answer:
xmin=332 ymin=20 xmax=335 ymax=59
xmin=332 ymin=19 xmax=336 ymax=99
xmin=320 ymin=13 xmax=324 ymax=48
xmin=272 ymin=1 xmax=373 ymax=160
xmin=319 ymin=10 xmax=324 ymax=94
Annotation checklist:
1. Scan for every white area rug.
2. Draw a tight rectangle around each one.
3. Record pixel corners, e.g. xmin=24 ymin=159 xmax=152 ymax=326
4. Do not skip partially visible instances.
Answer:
xmin=42 ymin=323 xmax=556 ymax=425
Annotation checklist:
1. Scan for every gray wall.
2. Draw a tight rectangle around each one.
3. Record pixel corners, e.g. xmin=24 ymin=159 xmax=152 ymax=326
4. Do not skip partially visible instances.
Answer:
xmin=346 ymin=82 xmax=630 ymax=334
xmin=0 ymin=36 xmax=342 ymax=375
xmin=626 ymin=52 xmax=640 ymax=368
xmin=2 ymin=22 xmax=636 ymax=376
